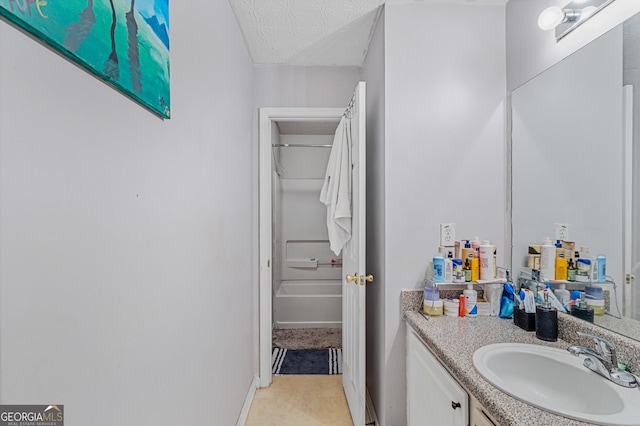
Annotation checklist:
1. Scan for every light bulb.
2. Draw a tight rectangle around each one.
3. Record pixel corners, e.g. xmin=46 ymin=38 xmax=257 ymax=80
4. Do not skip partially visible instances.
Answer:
xmin=538 ymin=6 xmax=565 ymax=30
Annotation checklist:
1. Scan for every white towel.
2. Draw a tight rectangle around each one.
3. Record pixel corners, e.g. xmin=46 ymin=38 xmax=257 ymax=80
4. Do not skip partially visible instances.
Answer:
xmin=320 ymin=117 xmax=352 ymax=256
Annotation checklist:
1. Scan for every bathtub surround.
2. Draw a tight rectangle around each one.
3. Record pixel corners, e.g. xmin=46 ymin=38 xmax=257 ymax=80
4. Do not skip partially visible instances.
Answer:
xmin=273 ymin=328 xmax=342 ymax=349
xmin=273 ymin=279 xmax=343 ymax=329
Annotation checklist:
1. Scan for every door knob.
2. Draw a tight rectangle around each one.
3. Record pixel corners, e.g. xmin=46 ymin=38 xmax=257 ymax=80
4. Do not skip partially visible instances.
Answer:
xmin=360 ymin=274 xmax=374 ymax=285
xmin=346 ymin=274 xmax=359 ymax=284
xmin=627 ymin=274 xmax=635 ymax=284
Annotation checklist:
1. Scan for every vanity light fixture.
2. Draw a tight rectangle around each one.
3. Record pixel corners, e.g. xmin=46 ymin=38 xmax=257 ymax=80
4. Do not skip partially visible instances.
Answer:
xmin=538 ymin=7 xmax=581 ymax=30
xmin=538 ymin=0 xmax=617 ymax=40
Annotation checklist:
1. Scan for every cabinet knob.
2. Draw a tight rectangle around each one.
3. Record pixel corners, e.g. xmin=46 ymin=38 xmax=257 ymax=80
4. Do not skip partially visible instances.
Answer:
xmin=451 ymin=401 xmax=461 ymax=410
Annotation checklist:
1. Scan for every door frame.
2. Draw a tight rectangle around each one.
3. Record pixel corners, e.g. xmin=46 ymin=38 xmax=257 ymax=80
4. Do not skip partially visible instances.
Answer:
xmin=258 ymin=107 xmax=345 ymax=388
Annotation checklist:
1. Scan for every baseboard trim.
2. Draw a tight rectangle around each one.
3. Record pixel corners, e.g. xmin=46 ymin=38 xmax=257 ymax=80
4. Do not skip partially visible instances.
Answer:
xmin=236 ymin=375 xmax=258 ymax=426
xmin=365 ymin=386 xmax=379 ymax=426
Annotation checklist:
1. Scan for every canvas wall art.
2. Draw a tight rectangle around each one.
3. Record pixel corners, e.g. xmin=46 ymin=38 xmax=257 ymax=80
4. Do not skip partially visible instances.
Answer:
xmin=0 ymin=0 xmax=170 ymax=118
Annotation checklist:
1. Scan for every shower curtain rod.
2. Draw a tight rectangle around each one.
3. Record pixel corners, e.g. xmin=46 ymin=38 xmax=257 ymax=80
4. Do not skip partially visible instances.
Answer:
xmin=272 ymin=94 xmax=355 ymax=150
xmin=272 ymin=143 xmax=332 ymax=148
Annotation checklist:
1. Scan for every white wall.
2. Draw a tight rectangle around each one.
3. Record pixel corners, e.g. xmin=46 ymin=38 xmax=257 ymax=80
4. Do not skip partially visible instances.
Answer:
xmin=511 ymin=28 xmax=624 ymax=291
xmin=363 ymin=4 xmax=507 ymax=425
xmin=507 ymin=0 xmax=640 ymax=91
xmin=252 ymin=65 xmax=361 ymax=108
xmin=0 ymin=2 xmax=255 ymax=425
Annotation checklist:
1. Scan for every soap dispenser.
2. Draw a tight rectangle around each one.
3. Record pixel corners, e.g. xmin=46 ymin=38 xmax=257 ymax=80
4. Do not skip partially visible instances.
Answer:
xmin=535 ymin=291 xmax=558 ymax=342
xmin=570 ymin=292 xmax=595 ymax=323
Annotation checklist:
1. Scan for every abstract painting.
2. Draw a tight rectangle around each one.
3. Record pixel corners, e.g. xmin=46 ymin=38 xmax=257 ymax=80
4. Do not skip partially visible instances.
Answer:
xmin=0 ymin=0 xmax=170 ymax=118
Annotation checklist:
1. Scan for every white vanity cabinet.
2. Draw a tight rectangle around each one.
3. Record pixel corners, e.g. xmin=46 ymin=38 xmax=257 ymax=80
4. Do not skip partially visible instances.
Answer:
xmin=407 ymin=328 xmax=498 ymax=426
xmin=407 ymin=328 xmax=468 ymax=425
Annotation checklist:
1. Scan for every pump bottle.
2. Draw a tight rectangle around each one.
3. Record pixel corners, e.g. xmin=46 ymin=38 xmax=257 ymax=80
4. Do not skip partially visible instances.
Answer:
xmin=463 ymin=284 xmax=477 ymax=317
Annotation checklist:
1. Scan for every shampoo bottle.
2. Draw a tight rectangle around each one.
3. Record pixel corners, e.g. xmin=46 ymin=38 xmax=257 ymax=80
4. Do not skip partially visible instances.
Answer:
xmin=479 ymin=240 xmax=495 ymax=280
xmin=471 ymin=236 xmax=481 ymax=258
xmin=540 ymin=236 xmax=556 ymax=281
xmin=464 ymin=284 xmax=477 ymax=317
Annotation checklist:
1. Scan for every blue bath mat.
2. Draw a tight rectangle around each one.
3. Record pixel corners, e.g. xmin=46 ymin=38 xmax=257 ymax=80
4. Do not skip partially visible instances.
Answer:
xmin=272 ymin=348 xmax=342 ymax=375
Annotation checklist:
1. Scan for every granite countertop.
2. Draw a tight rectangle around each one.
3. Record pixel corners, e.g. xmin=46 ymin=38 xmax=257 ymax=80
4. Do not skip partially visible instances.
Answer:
xmin=402 ymin=289 xmax=640 ymax=426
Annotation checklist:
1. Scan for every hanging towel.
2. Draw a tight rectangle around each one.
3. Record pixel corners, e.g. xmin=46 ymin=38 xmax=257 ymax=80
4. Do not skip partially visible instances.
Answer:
xmin=320 ymin=116 xmax=352 ymax=256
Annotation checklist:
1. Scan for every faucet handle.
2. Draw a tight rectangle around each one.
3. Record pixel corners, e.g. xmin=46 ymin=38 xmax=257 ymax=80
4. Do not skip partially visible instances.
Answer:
xmin=576 ymin=331 xmax=617 ymax=366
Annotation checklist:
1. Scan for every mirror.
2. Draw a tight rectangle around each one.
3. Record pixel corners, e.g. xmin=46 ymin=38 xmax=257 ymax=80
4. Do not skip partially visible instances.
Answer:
xmin=511 ymin=11 xmax=640 ymax=340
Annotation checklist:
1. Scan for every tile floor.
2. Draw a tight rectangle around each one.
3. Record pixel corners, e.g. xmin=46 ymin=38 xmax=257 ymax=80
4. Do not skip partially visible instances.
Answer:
xmin=245 ymin=375 xmax=354 ymax=426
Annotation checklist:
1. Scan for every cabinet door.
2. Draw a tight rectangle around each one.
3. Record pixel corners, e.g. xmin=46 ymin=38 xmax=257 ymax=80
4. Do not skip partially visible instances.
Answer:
xmin=470 ymin=394 xmax=498 ymax=426
xmin=407 ymin=329 xmax=468 ymax=426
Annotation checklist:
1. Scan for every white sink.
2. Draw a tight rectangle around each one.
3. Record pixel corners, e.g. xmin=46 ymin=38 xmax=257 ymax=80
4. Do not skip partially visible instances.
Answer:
xmin=473 ymin=343 xmax=640 ymax=425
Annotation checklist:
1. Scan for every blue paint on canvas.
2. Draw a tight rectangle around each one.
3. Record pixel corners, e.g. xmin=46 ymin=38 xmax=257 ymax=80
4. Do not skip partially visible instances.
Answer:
xmin=0 ymin=0 xmax=171 ymax=118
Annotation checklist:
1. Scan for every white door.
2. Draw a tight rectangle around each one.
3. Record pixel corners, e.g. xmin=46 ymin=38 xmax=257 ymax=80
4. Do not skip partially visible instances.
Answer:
xmin=342 ymin=81 xmax=369 ymax=425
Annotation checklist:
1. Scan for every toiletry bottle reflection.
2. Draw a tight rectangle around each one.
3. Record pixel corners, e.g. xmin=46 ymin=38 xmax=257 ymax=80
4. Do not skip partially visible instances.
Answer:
xmin=567 ymin=258 xmax=577 ymax=282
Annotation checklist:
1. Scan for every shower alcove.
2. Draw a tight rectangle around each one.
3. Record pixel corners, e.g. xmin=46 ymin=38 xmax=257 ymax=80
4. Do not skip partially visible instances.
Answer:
xmin=270 ymin=116 xmax=343 ymax=330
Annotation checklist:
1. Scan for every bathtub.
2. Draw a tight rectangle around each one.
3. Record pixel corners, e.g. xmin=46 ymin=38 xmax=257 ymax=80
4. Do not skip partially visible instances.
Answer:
xmin=274 ymin=280 xmax=342 ymax=328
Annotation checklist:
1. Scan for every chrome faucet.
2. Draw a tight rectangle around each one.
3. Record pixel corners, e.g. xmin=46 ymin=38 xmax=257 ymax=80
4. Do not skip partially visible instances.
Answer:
xmin=567 ymin=331 xmax=638 ymax=388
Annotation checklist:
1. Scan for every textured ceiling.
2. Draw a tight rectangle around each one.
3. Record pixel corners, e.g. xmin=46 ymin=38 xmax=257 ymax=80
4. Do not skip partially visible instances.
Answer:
xmin=229 ymin=0 xmax=509 ymax=66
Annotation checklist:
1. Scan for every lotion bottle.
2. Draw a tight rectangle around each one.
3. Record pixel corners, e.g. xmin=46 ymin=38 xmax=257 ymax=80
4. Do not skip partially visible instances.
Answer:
xmin=479 ymin=240 xmax=495 ymax=280
xmin=463 ymin=284 xmax=477 ymax=317
xmin=461 ymin=240 xmax=474 ymax=264
xmin=540 ymin=236 xmax=556 ymax=281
